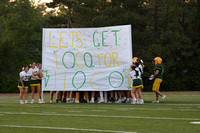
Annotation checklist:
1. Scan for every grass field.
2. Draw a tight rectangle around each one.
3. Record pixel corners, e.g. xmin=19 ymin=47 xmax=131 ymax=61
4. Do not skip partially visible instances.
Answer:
xmin=0 ymin=92 xmax=200 ymax=133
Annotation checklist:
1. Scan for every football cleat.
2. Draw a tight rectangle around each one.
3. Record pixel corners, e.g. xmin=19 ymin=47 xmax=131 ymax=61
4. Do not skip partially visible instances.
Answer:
xmin=161 ymin=95 xmax=166 ymax=101
xmin=152 ymin=100 xmax=159 ymax=103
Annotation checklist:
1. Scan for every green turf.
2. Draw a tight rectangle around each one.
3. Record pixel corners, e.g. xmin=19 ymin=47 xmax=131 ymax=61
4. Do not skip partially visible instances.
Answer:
xmin=0 ymin=92 xmax=200 ymax=133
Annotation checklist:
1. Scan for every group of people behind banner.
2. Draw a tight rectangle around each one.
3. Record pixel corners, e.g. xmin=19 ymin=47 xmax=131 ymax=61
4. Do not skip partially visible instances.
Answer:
xmin=18 ymin=57 xmax=165 ymax=104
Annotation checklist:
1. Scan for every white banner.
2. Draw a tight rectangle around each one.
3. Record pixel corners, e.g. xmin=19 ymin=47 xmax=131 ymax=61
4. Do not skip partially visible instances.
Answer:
xmin=42 ymin=25 xmax=132 ymax=91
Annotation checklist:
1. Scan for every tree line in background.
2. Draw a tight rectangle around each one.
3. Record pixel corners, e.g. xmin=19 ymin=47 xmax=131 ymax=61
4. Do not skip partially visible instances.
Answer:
xmin=0 ymin=0 xmax=199 ymax=93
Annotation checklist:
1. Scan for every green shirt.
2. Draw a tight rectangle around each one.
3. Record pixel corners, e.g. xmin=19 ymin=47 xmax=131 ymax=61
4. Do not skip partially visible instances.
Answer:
xmin=154 ymin=63 xmax=164 ymax=79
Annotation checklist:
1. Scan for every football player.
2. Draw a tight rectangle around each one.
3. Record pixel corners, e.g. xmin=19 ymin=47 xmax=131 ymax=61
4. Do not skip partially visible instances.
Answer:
xmin=149 ymin=57 xmax=165 ymax=103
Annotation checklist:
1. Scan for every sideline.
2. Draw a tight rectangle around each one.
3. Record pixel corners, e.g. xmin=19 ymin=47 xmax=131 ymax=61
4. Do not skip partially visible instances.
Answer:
xmin=0 ymin=112 xmax=200 ymax=121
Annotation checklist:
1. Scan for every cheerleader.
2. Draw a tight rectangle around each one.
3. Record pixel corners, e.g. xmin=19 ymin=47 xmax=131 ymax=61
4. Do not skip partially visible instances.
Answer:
xmin=130 ymin=64 xmax=144 ymax=104
xmin=29 ymin=62 xmax=43 ymax=104
xmin=37 ymin=63 xmax=45 ymax=103
xmin=18 ymin=66 xmax=31 ymax=104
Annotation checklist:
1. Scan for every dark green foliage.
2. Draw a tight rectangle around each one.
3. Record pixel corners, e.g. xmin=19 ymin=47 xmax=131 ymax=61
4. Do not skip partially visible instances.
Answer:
xmin=0 ymin=0 xmax=44 ymax=93
xmin=0 ymin=0 xmax=199 ymax=92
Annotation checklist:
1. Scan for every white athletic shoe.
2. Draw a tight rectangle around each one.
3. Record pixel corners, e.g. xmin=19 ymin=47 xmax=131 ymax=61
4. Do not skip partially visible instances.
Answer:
xmin=122 ymin=98 xmax=126 ymax=103
xmin=25 ymin=101 xmax=28 ymax=104
xmin=115 ymin=100 xmax=122 ymax=103
xmin=139 ymin=101 xmax=144 ymax=104
xmin=90 ymin=100 xmax=95 ymax=103
xmin=152 ymin=100 xmax=159 ymax=103
xmin=31 ymin=101 xmax=34 ymax=104
xmin=50 ymin=100 xmax=53 ymax=103
xmin=20 ymin=102 xmax=24 ymax=104
xmin=87 ymin=99 xmax=90 ymax=103
xmin=131 ymin=100 xmax=136 ymax=104
xmin=66 ymin=100 xmax=70 ymax=103
xmin=42 ymin=101 xmax=45 ymax=104
xmin=70 ymin=100 xmax=75 ymax=103
xmin=161 ymin=95 xmax=166 ymax=101
xmin=136 ymin=100 xmax=140 ymax=104
xmin=98 ymin=99 xmax=104 ymax=103
xmin=75 ymin=100 xmax=79 ymax=103
xmin=39 ymin=101 xmax=43 ymax=104
xmin=126 ymin=99 xmax=130 ymax=103
xmin=104 ymin=99 xmax=108 ymax=103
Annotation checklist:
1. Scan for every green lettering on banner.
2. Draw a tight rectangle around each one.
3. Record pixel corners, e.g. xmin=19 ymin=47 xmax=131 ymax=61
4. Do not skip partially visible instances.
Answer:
xmin=93 ymin=31 xmax=100 ymax=47
xmin=43 ymin=70 xmax=50 ymax=87
xmin=72 ymin=71 xmax=86 ymax=89
xmin=62 ymin=51 xmax=75 ymax=68
xmin=83 ymin=52 xmax=93 ymax=68
xmin=108 ymin=71 xmax=124 ymax=88
xmin=102 ymin=30 xmax=108 ymax=47
xmin=111 ymin=30 xmax=120 ymax=46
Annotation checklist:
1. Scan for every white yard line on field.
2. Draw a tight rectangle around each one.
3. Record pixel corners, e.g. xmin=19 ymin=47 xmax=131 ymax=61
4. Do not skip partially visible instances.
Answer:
xmin=42 ymin=112 xmax=57 ymax=113
xmin=0 ymin=125 xmax=136 ymax=133
xmin=67 ymin=111 xmax=82 ymax=113
xmin=1 ymin=104 xmax=199 ymax=112
xmin=0 ymin=112 xmax=200 ymax=121
xmin=190 ymin=122 xmax=200 ymax=124
xmin=92 ymin=110 xmax=107 ymax=112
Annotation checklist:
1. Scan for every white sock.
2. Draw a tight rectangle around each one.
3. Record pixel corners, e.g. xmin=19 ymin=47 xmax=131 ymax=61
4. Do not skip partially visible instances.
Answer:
xmin=32 ymin=99 xmax=34 ymax=102
xmin=133 ymin=98 xmax=137 ymax=101
xmin=100 ymin=91 xmax=104 ymax=100
xmin=127 ymin=98 xmax=130 ymax=101
xmin=39 ymin=99 xmax=41 ymax=102
xmin=91 ymin=97 xmax=94 ymax=101
xmin=118 ymin=99 xmax=122 ymax=102
xmin=104 ymin=92 xmax=107 ymax=101
xmin=123 ymin=97 xmax=126 ymax=100
xmin=25 ymin=100 xmax=28 ymax=103
xmin=20 ymin=100 xmax=23 ymax=103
